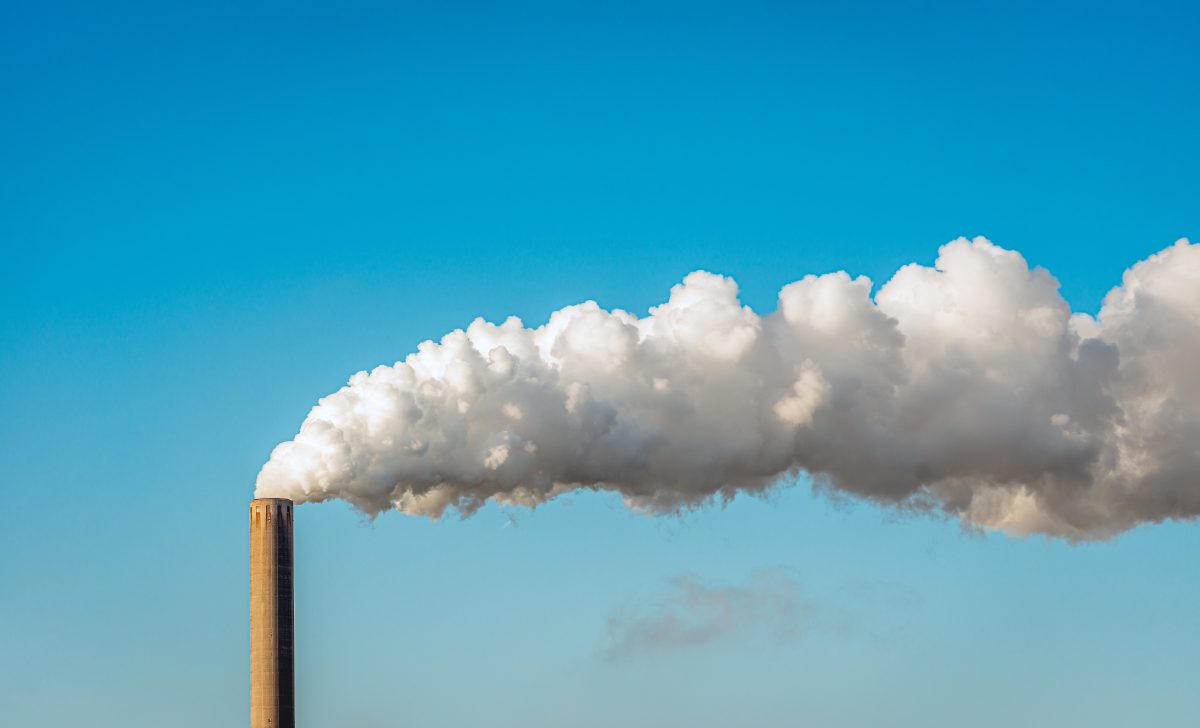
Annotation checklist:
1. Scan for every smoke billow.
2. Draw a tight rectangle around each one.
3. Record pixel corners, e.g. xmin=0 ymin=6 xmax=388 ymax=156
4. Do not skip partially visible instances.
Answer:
xmin=256 ymin=237 xmax=1200 ymax=539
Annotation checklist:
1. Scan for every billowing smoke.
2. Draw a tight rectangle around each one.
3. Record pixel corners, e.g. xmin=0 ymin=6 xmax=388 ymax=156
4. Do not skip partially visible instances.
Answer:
xmin=256 ymin=237 xmax=1200 ymax=539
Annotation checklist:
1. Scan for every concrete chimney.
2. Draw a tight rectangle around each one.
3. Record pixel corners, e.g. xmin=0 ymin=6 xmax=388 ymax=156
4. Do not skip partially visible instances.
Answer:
xmin=250 ymin=498 xmax=294 ymax=728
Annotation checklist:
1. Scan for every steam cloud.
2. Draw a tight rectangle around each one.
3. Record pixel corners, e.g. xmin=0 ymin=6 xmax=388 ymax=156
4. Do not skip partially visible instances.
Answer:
xmin=257 ymin=238 xmax=1200 ymax=539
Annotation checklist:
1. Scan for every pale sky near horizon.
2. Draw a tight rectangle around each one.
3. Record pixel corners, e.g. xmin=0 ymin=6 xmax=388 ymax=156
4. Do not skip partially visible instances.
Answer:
xmin=2 ymin=1 xmax=1198 ymax=726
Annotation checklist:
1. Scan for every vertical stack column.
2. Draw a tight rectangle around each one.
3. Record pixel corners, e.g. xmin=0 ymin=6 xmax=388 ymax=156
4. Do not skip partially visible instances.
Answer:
xmin=250 ymin=498 xmax=294 ymax=728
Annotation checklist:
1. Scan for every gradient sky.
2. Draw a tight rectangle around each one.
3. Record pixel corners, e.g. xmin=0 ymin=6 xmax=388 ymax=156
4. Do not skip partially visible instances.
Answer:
xmin=2 ymin=1 xmax=1198 ymax=726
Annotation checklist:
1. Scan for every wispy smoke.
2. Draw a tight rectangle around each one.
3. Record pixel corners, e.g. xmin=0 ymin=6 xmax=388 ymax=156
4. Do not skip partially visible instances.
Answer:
xmin=602 ymin=569 xmax=811 ymax=660
xmin=600 ymin=571 xmax=923 ymax=660
xmin=256 ymin=237 xmax=1200 ymax=539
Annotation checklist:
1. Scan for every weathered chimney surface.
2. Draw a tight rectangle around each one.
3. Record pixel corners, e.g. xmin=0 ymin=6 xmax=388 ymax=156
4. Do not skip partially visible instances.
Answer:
xmin=250 ymin=498 xmax=294 ymax=728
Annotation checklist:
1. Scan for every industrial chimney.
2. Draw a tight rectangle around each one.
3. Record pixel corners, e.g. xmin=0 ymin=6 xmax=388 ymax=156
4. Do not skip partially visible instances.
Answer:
xmin=250 ymin=498 xmax=294 ymax=728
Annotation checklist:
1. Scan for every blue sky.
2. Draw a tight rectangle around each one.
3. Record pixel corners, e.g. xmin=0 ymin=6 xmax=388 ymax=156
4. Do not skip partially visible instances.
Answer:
xmin=1 ymin=1 xmax=1197 ymax=725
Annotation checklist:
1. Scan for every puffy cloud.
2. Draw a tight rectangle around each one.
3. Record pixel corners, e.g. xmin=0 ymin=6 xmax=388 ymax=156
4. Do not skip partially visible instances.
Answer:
xmin=256 ymin=237 xmax=1200 ymax=539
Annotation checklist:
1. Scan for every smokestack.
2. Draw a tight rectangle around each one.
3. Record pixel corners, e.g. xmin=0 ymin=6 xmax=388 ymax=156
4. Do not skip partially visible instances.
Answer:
xmin=250 ymin=498 xmax=294 ymax=728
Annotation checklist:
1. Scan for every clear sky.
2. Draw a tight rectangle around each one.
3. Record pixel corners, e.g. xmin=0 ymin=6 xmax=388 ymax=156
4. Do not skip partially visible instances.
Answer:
xmin=1 ymin=1 xmax=1197 ymax=726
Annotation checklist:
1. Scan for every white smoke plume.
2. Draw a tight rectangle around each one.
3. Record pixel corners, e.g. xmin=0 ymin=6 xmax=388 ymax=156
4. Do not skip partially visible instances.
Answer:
xmin=256 ymin=237 xmax=1200 ymax=539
